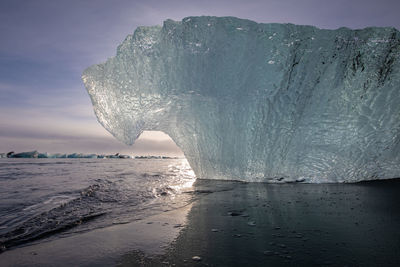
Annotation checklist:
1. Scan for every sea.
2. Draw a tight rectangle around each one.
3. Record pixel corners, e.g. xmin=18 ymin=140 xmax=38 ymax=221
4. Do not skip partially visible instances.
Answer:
xmin=0 ymin=158 xmax=196 ymax=252
xmin=2 ymin=158 xmax=400 ymax=266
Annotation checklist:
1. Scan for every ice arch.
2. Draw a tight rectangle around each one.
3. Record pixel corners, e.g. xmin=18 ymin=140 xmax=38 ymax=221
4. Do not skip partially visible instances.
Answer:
xmin=82 ymin=16 xmax=400 ymax=183
xmin=132 ymin=131 xmax=184 ymax=157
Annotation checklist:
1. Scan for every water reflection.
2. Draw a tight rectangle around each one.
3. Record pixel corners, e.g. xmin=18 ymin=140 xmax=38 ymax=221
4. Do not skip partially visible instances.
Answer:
xmin=167 ymin=159 xmax=196 ymax=192
xmin=119 ymin=179 xmax=400 ymax=266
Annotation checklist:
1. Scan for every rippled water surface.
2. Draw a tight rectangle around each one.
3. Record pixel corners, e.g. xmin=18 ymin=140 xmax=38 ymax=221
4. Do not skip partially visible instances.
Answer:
xmin=0 ymin=158 xmax=196 ymax=250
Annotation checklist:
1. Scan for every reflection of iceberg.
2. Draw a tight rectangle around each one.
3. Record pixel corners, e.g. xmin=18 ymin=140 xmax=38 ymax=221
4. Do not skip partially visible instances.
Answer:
xmin=82 ymin=16 xmax=400 ymax=183
xmin=141 ymin=179 xmax=400 ymax=266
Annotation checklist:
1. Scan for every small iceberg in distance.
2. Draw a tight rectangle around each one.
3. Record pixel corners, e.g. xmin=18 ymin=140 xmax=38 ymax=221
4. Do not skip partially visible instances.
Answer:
xmin=66 ymin=153 xmax=98 ymax=159
xmin=11 ymin=151 xmax=39 ymax=158
xmin=2 ymin=151 xmax=101 ymax=159
xmin=1 ymin=151 xmax=178 ymax=159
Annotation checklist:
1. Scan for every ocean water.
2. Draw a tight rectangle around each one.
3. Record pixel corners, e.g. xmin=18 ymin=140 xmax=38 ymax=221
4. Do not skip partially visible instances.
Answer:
xmin=0 ymin=158 xmax=196 ymax=251
xmin=1 ymin=158 xmax=400 ymax=266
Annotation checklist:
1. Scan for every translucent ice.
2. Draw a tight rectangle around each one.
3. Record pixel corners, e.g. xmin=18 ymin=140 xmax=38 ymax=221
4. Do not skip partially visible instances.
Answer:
xmin=82 ymin=16 xmax=400 ymax=183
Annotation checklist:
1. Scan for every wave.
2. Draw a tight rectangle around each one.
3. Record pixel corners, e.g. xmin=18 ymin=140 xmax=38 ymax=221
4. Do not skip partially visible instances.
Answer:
xmin=0 ymin=159 xmax=196 ymax=252
xmin=0 ymin=176 xmax=181 ymax=252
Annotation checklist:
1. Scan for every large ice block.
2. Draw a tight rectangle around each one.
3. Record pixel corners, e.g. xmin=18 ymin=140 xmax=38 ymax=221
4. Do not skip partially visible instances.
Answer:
xmin=82 ymin=16 xmax=400 ymax=183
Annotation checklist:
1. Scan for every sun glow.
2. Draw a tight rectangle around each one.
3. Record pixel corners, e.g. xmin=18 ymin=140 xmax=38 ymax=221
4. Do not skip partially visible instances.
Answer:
xmin=168 ymin=159 xmax=196 ymax=192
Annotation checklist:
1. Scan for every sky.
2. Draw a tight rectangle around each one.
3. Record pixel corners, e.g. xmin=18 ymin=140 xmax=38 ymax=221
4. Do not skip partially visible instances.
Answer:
xmin=0 ymin=0 xmax=399 ymax=156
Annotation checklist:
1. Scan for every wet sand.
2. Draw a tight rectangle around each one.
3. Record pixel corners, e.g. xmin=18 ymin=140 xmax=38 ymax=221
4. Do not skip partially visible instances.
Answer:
xmin=2 ymin=179 xmax=400 ymax=266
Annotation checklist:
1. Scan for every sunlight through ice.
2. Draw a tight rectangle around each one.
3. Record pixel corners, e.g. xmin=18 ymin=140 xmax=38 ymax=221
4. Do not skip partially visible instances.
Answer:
xmin=83 ymin=16 xmax=400 ymax=183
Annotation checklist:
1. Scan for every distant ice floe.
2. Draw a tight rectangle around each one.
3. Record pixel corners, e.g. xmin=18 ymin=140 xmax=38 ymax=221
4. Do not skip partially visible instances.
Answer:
xmin=2 ymin=151 xmax=179 ymax=159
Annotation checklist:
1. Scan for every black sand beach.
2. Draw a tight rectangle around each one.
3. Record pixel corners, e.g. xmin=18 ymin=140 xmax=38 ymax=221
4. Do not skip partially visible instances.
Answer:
xmin=1 ymin=179 xmax=400 ymax=266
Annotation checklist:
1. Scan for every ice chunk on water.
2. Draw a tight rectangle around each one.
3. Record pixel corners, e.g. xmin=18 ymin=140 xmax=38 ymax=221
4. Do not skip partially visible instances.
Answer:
xmin=67 ymin=153 xmax=98 ymax=159
xmin=12 ymin=151 xmax=39 ymax=158
xmin=82 ymin=16 xmax=400 ymax=183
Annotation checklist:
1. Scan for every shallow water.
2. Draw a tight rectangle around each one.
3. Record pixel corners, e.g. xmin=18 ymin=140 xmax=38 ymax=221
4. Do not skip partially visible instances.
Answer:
xmin=0 ymin=158 xmax=196 ymax=251
xmin=120 ymin=179 xmax=400 ymax=267
xmin=2 ymin=158 xmax=400 ymax=266
xmin=1 ymin=161 xmax=400 ymax=266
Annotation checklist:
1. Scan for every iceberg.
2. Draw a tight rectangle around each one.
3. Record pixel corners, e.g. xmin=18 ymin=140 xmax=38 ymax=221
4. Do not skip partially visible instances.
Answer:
xmin=38 ymin=152 xmax=51 ymax=158
xmin=82 ymin=16 xmax=400 ymax=183
xmin=0 ymin=151 xmax=137 ymax=159
xmin=38 ymin=153 xmax=67 ymax=158
xmin=12 ymin=151 xmax=39 ymax=158
xmin=67 ymin=153 xmax=98 ymax=159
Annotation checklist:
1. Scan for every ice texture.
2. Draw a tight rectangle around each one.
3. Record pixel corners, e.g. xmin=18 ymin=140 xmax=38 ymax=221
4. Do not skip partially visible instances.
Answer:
xmin=82 ymin=16 xmax=400 ymax=183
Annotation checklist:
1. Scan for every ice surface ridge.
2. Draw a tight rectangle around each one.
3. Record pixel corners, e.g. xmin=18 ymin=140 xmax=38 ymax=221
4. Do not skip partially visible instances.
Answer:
xmin=82 ymin=16 xmax=400 ymax=183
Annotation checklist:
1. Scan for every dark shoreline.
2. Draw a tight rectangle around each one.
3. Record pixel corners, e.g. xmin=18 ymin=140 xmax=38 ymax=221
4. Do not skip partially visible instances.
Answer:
xmin=121 ymin=179 xmax=400 ymax=266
